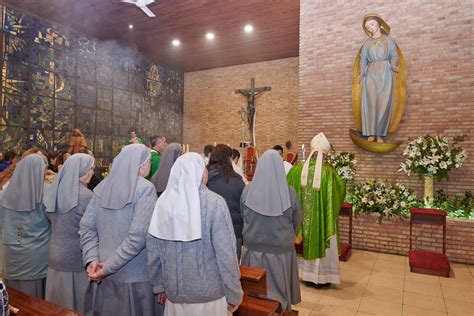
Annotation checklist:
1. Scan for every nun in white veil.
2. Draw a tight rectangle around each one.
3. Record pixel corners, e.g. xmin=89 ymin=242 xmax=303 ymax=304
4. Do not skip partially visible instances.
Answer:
xmin=147 ymin=153 xmax=243 ymax=315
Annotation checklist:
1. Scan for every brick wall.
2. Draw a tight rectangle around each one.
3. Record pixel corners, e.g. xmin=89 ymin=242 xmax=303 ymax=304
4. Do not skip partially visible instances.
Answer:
xmin=339 ymin=214 xmax=474 ymax=264
xmin=299 ymin=0 xmax=474 ymax=197
xmin=183 ymin=57 xmax=298 ymax=155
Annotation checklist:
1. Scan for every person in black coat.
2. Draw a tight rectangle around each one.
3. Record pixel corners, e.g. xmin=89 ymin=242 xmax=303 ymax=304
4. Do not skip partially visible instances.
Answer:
xmin=207 ymin=144 xmax=245 ymax=260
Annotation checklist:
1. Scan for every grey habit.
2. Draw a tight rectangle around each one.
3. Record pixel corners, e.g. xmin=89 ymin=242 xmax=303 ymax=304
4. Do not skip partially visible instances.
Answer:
xmin=1 ymin=154 xmax=50 ymax=299
xmin=43 ymin=154 xmax=95 ymax=314
xmin=150 ymin=143 xmax=181 ymax=194
xmin=79 ymin=144 xmax=163 ymax=316
xmin=241 ymin=150 xmax=302 ymax=311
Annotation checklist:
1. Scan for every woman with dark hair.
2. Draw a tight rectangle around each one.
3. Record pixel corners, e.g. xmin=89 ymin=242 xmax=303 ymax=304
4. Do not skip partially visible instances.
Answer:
xmin=207 ymin=144 xmax=245 ymax=259
xmin=47 ymin=151 xmax=60 ymax=173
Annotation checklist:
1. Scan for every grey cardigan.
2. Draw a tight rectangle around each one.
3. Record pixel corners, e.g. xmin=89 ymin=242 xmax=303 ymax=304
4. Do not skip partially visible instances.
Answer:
xmin=48 ymin=182 xmax=93 ymax=271
xmin=241 ymin=185 xmax=302 ymax=254
xmin=147 ymin=185 xmax=243 ymax=306
xmin=79 ymin=177 xmax=157 ymax=283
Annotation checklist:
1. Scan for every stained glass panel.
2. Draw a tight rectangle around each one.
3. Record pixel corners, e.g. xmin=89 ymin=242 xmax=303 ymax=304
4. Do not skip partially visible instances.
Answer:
xmin=54 ymin=99 xmax=74 ymax=131
xmin=31 ymin=68 xmax=54 ymax=97
xmin=112 ymin=115 xmax=129 ymax=136
xmin=2 ymin=6 xmax=29 ymax=38
xmin=76 ymin=57 xmax=96 ymax=82
xmin=0 ymin=93 xmax=28 ymax=127
xmin=113 ymin=70 xmax=128 ymax=90
xmin=97 ymin=85 xmax=112 ymax=111
xmin=55 ymin=74 xmax=75 ymax=100
xmin=96 ymin=110 xmax=112 ymax=135
xmin=113 ymin=89 xmax=131 ymax=117
xmin=2 ymin=62 xmax=29 ymax=94
xmin=76 ymin=81 xmax=96 ymax=107
xmin=30 ymin=95 xmax=54 ymax=129
xmin=3 ymin=34 xmax=28 ymax=65
xmin=76 ymin=107 xmax=96 ymax=134
xmin=0 ymin=125 xmax=29 ymax=152
xmin=96 ymin=64 xmax=112 ymax=84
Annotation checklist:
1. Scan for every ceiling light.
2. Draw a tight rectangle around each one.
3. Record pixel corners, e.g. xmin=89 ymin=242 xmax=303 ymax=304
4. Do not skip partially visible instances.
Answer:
xmin=244 ymin=24 xmax=254 ymax=33
xmin=129 ymin=24 xmax=133 ymax=29
xmin=206 ymin=32 xmax=215 ymax=40
xmin=172 ymin=39 xmax=180 ymax=46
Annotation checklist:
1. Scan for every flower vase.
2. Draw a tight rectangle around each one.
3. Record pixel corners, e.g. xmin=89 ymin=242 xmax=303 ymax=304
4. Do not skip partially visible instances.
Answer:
xmin=423 ymin=176 xmax=434 ymax=207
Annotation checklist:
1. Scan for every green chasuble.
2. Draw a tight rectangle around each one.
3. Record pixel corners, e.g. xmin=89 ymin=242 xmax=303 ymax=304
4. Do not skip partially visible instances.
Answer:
xmin=146 ymin=150 xmax=161 ymax=180
xmin=287 ymin=159 xmax=346 ymax=260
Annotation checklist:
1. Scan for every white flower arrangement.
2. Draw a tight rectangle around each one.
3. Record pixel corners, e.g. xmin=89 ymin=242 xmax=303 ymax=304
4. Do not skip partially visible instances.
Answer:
xmin=399 ymin=135 xmax=466 ymax=179
xmin=350 ymin=179 xmax=418 ymax=219
xmin=326 ymin=151 xmax=357 ymax=181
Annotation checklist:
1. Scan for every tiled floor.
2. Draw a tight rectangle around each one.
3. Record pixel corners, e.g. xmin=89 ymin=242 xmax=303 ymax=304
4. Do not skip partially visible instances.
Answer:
xmin=294 ymin=250 xmax=474 ymax=315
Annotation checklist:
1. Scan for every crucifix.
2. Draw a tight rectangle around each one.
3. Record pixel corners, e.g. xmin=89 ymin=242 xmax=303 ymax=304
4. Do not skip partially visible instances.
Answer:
xmin=235 ymin=78 xmax=271 ymax=146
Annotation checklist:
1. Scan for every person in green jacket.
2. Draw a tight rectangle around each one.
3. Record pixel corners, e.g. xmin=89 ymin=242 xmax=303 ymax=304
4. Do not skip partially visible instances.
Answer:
xmin=146 ymin=135 xmax=167 ymax=180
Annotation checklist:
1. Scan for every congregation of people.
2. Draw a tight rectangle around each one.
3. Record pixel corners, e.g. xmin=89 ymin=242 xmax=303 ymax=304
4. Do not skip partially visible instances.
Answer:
xmin=0 ymin=129 xmax=346 ymax=316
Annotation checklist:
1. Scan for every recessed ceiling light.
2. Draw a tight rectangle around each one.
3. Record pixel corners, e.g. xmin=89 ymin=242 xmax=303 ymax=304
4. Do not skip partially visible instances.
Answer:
xmin=244 ymin=24 xmax=253 ymax=33
xmin=172 ymin=39 xmax=180 ymax=46
xmin=206 ymin=32 xmax=215 ymax=40
xmin=129 ymin=24 xmax=133 ymax=29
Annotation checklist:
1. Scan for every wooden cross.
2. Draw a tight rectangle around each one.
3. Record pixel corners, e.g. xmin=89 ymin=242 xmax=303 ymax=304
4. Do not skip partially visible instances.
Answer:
xmin=235 ymin=78 xmax=271 ymax=146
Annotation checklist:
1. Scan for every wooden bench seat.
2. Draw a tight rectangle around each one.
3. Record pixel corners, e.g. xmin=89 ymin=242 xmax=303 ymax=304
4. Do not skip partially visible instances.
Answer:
xmin=7 ymin=286 xmax=81 ymax=316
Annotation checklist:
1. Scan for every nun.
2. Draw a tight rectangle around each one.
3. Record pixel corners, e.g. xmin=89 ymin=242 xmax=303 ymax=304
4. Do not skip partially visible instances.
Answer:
xmin=43 ymin=153 xmax=95 ymax=314
xmin=79 ymin=144 xmax=163 ymax=316
xmin=240 ymin=149 xmax=302 ymax=312
xmin=150 ymin=143 xmax=181 ymax=196
xmin=147 ymin=153 xmax=243 ymax=315
xmin=1 ymin=154 xmax=50 ymax=298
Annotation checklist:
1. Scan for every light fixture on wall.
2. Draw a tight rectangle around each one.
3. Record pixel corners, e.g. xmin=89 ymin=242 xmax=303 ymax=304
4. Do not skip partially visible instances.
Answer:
xmin=206 ymin=32 xmax=215 ymax=40
xmin=244 ymin=24 xmax=253 ymax=33
xmin=129 ymin=24 xmax=134 ymax=29
xmin=172 ymin=39 xmax=180 ymax=46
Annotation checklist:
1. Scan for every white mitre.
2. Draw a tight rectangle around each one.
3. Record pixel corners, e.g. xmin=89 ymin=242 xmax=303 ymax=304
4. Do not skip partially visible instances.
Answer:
xmin=301 ymin=132 xmax=331 ymax=190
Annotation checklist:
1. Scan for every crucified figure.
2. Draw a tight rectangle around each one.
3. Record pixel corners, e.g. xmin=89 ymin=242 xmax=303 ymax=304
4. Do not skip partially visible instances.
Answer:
xmin=235 ymin=78 xmax=271 ymax=146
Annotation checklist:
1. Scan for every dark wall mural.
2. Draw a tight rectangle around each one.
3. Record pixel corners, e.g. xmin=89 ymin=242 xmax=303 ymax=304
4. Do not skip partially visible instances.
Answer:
xmin=0 ymin=5 xmax=184 ymax=166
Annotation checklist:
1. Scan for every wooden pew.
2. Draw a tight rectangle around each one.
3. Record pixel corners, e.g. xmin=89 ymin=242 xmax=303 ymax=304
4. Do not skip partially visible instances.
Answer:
xmin=7 ymin=286 xmax=81 ymax=316
xmin=238 ymin=265 xmax=281 ymax=316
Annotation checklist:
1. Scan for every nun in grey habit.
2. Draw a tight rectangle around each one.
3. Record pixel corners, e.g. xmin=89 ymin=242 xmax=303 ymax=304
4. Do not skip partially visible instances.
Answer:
xmin=240 ymin=149 xmax=302 ymax=312
xmin=150 ymin=143 xmax=181 ymax=196
xmin=1 ymin=154 xmax=50 ymax=299
xmin=43 ymin=153 xmax=95 ymax=314
xmin=79 ymin=144 xmax=163 ymax=316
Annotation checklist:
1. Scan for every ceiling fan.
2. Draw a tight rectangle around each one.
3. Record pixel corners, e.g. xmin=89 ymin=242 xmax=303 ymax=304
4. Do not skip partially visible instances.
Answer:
xmin=120 ymin=0 xmax=156 ymax=18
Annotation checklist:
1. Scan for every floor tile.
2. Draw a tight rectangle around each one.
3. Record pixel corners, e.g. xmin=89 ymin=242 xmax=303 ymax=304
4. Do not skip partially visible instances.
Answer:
xmin=444 ymin=297 xmax=474 ymax=315
xmin=404 ymin=277 xmax=443 ymax=297
xmin=402 ymin=304 xmax=447 ymax=316
xmin=403 ymin=292 xmax=446 ymax=313
xmin=368 ymin=272 xmax=405 ymax=290
xmin=311 ymin=303 xmax=357 ymax=315
xmin=358 ymin=296 xmax=402 ymax=316
xmin=377 ymin=253 xmax=407 ymax=264
xmin=441 ymin=284 xmax=474 ymax=302
xmin=364 ymin=283 xmax=403 ymax=304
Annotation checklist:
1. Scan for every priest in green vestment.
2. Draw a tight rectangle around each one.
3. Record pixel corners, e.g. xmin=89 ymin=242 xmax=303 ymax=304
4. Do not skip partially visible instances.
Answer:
xmin=146 ymin=135 xmax=167 ymax=180
xmin=287 ymin=133 xmax=346 ymax=286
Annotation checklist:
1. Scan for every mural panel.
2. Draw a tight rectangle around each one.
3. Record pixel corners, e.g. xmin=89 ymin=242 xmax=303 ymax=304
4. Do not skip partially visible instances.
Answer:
xmin=0 ymin=4 xmax=183 ymax=157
